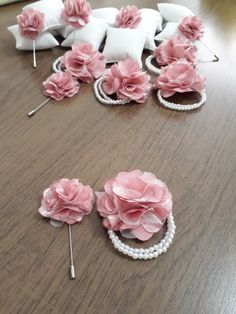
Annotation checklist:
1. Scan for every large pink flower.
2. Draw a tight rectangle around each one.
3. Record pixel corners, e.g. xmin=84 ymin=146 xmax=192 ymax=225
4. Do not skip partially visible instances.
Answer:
xmin=17 ymin=8 xmax=44 ymax=40
xmin=102 ymin=59 xmax=150 ymax=103
xmin=115 ymin=5 xmax=142 ymax=29
xmin=61 ymin=43 xmax=106 ymax=83
xmin=154 ymin=35 xmax=196 ymax=66
xmin=62 ymin=0 xmax=91 ymax=28
xmin=39 ymin=178 xmax=94 ymax=224
xmin=43 ymin=71 xmax=79 ymax=101
xmin=153 ymin=59 xmax=205 ymax=98
xmin=96 ymin=170 xmax=173 ymax=241
xmin=179 ymin=15 xmax=204 ymax=41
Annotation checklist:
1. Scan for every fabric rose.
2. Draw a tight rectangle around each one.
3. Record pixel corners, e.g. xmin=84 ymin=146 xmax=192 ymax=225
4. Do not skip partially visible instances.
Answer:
xmin=61 ymin=43 xmax=106 ymax=83
xmin=115 ymin=5 xmax=142 ymax=29
xmin=96 ymin=170 xmax=172 ymax=241
xmin=39 ymin=178 xmax=94 ymax=224
xmin=17 ymin=8 xmax=44 ymax=40
xmin=153 ymin=59 xmax=205 ymax=98
xmin=62 ymin=0 xmax=91 ymax=28
xmin=154 ymin=35 xmax=196 ymax=66
xmin=178 ymin=15 xmax=204 ymax=41
xmin=102 ymin=59 xmax=150 ymax=103
xmin=43 ymin=72 xmax=79 ymax=101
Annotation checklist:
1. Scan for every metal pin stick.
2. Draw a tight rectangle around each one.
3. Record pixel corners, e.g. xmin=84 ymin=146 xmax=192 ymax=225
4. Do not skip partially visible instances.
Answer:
xmin=68 ymin=224 xmax=76 ymax=280
xmin=33 ymin=40 xmax=36 ymax=68
xmin=199 ymin=40 xmax=219 ymax=62
xmin=27 ymin=98 xmax=50 ymax=117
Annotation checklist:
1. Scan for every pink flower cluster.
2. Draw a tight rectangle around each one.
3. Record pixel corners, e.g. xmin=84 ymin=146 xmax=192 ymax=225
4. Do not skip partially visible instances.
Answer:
xmin=102 ymin=59 xmax=150 ymax=103
xmin=179 ymin=15 xmax=204 ymax=41
xmin=61 ymin=43 xmax=106 ymax=83
xmin=39 ymin=178 xmax=94 ymax=224
xmin=43 ymin=72 xmax=79 ymax=101
xmin=153 ymin=59 xmax=205 ymax=98
xmin=62 ymin=0 xmax=91 ymax=28
xmin=154 ymin=35 xmax=196 ymax=66
xmin=17 ymin=7 xmax=44 ymax=40
xmin=115 ymin=5 xmax=142 ymax=29
xmin=96 ymin=170 xmax=172 ymax=241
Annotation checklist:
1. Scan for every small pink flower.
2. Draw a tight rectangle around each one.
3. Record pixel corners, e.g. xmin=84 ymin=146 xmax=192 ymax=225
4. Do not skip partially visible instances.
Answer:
xmin=61 ymin=43 xmax=106 ymax=83
xmin=115 ymin=5 xmax=142 ymax=29
xmin=154 ymin=35 xmax=196 ymax=66
xmin=96 ymin=170 xmax=172 ymax=241
xmin=17 ymin=8 xmax=44 ymax=40
xmin=102 ymin=59 xmax=150 ymax=103
xmin=179 ymin=15 xmax=204 ymax=41
xmin=153 ymin=59 xmax=205 ymax=98
xmin=39 ymin=178 xmax=94 ymax=224
xmin=43 ymin=72 xmax=79 ymax=101
xmin=62 ymin=0 xmax=91 ymax=28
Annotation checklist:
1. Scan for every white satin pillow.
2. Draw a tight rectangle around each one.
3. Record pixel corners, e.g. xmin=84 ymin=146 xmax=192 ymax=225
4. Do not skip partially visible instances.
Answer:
xmin=23 ymin=0 xmax=64 ymax=30
xmin=154 ymin=22 xmax=179 ymax=42
xmin=7 ymin=25 xmax=59 ymax=50
xmin=61 ymin=18 xmax=107 ymax=50
xmin=157 ymin=3 xmax=193 ymax=23
xmin=102 ymin=27 xmax=147 ymax=67
xmin=136 ymin=8 xmax=163 ymax=50
xmin=92 ymin=7 xmax=119 ymax=26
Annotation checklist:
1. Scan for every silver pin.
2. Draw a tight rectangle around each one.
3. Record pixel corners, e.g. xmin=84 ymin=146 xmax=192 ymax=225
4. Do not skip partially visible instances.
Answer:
xmin=68 ymin=224 xmax=76 ymax=280
xmin=199 ymin=39 xmax=219 ymax=62
xmin=27 ymin=98 xmax=50 ymax=117
xmin=33 ymin=40 xmax=36 ymax=68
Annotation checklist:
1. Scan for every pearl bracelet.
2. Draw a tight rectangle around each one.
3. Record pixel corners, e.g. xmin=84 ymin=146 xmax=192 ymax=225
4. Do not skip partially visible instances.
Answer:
xmin=52 ymin=56 xmax=62 ymax=73
xmin=157 ymin=90 xmax=207 ymax=111
xmin=94 ymin=77 xmax=130 ymax=106
xmin=145 ymin=55 xmax=162 ymax=75
xmin=108 ymin=213 xmax=176 ymax=260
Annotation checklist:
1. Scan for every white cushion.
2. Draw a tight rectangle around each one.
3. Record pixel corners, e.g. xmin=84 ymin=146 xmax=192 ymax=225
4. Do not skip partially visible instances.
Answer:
xmin=61 ymin=17 xmax=107 ymax=50
xmin=7 ymin=25 xmax=59 ymax=50
xmin=92 ymin=7 xmax=119 ymax=26
xmin=136 ymin=8 xmax=163 ymax=50
xmin=157 ymin=3 xmax=193 ymax=23
xmin=23 ymin=0 xmax=64 ymax=30
xmin=154 ymin=22 xmax=179 ymax=42
xmin=102 ymin=27 xmax=147 ymax=67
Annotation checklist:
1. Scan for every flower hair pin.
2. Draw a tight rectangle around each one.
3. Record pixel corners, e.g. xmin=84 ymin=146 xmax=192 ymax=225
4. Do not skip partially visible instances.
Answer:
xmin=115 ymin=5 xmax=142 ymax=29
xmin=94 ymin=59 xmax=151 ymax=106
xmin=146 ymin=35 xmax=196 ymax=75
xmin=17 ymin=8 xmax=45 ymax=68
xmin=179 ymin=15 xmax=219 ymax=62
xmin=27 ymin=71 xmax=79 ymax=117
xmin=39 ymin=178 xmax=94 ymax=279
xmin=53 ymin=43 xmax=106 ymax=83
xmin=153 ymin=59 xmax=206 ymax=111
xmin=96 ymin=170 xmax=175 ymax=260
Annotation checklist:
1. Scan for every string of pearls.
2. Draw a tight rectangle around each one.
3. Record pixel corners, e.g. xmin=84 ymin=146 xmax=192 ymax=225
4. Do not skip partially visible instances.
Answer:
xmin=52 ymin=56 xmax=62 ymax=73
xmin=157 ymin=90 xmax=207 ymax=111
xmin=94 ymin=77 xmax=130 ymax=106
xmin=108 ymin=213 xmax=176 ymax=260
xmin=145 ymin=55 xmax=162 ymax=75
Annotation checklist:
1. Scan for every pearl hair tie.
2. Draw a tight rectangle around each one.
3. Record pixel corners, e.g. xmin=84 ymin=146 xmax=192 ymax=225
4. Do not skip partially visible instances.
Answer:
xmin=157 ymin=90 xmax=207 ymax=111
xmin=145 ymin=55 xmax=162 ymax=75
xmin=52 ymin=56 xmax=62 ymax=73
xmin=108 ymin=213 xmax=176 ymax=260
xmin=94 ymin=77 xmax=130 ymax=106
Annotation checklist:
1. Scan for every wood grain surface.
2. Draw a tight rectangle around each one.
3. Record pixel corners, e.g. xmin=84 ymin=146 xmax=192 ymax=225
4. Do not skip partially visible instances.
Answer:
xmin=0 ymin=1 xmax=236 ymax=313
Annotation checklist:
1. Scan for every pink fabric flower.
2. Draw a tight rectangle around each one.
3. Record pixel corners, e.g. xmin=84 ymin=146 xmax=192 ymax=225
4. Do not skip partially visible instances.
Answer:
xmin=102 ymin=59 xmax=150 ymax=103
xmin=115 ymin=5 xmax=142 ymax=29
xmin=153 ymin=59 xmax=205 ymax=98
xmin=96 ymin=170 xmax=172 ymax=241
xmin=43 ymin=71 xmax=79 ymax=101
xmin=61 ymin=43 xmax=106 ymax=83
xmin=62 ymin=0 xmax=91 ymax=28
xmin=178 ymin=15 xmax=204 ymax=41
xmin=39 ymin=178 xmax=94 ymax=224
xmin=17 ymin=8 xmax=44 ymax=40
xmin=154 ymin=35 xmax=196 ymax=66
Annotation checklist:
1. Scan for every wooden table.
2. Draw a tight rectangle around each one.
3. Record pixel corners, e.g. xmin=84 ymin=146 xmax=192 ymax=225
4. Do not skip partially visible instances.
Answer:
xmin=0 ymin=1 xmax=236 ymax=313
